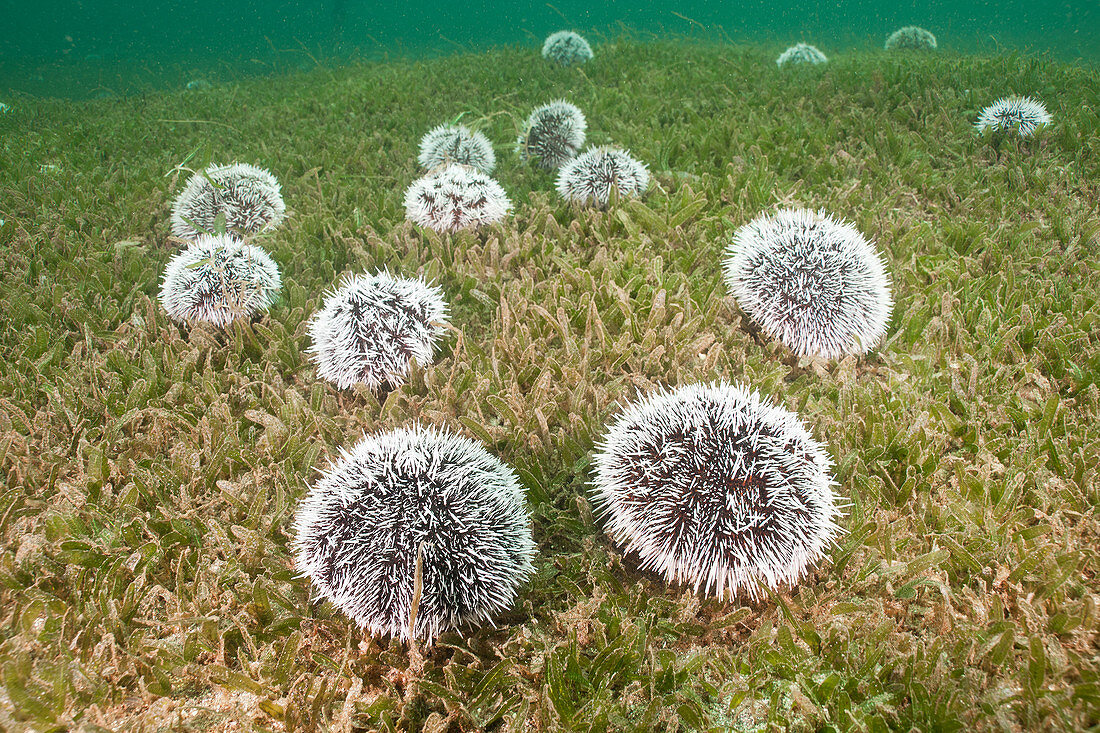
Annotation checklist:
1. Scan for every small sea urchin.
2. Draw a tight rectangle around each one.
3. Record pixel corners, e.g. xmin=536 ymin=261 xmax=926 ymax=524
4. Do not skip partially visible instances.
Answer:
xmin=159 ymin=234 xmax=281 ymax=327
xmin=517 ymin=101 xmax=587 ymax=170
xmin=542 ymin=30 xmax=593 ymax=66
xmin=975 ymin=96 xmax=1052 ymax=138
xmin=417 ymin=124 xmax=496 ymax=174
xmin=591 ymin=382 xmax=842 ymax=600
xmin=169 ymin=163 xmax=286 ymax=240
xmin=293 ymin=425 xmax=536 ymax=643
xmin=776 ymin=43 xmax=828 ymax=68
xmin=307 ymin=271 xmax=448 ymax=392
xmin=556 ymin=146 xmax=649 ymax=208
xmin=404 ymin=163 xmax=512 ymax=233
xmin=884 ymin=26 xmax=937 ymax=51
xmin=724 ymin=209 xmax=892 ymax=360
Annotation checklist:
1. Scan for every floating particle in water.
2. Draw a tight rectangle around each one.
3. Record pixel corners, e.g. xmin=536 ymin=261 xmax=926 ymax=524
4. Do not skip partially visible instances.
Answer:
xmin=591 ymin=381 xmax=842 ymax=601
xmin=542 ymin=30 xmax=593 ymax=66
xmin=418 ymin=124 xmax=496 ymax=174
xmin=308 ymin=271 xmax=448 ymax=392
xmin=170 ymin=163 xmax=286 ymax=241
xmin=404 ymin=163 xmax=511 ymax=233
xmin=517 ymin=100 xmax=587 ymax=170
xmin=556 ymin=146 xmax=649 ymax=208
xmin=975 ymin=96 xmax=1052 ymax=138
xmin=723 ymin=208 xmax=892 ymax=359
xmin=159 ymin=234 xmax=281 ymax=327
xmin=293 ymin=425 xmax=536 ymax=643
xmin=884 ymin=26 xmax=937 ymax=51
xmin=776 ymin=43 xmax=828 ymax=68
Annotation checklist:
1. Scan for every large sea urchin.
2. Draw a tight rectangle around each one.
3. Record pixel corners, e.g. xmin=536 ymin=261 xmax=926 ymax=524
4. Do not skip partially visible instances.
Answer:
xmin=169 ymin=163 xmax=286 ymax=240
xmin=518 ymin=101 xmax=587 ymax=170
xmin=723 ymin=209 xmax=892 ymax=359
xmin=159 ymin=234 xmax=281 ymax=327
xmin=293 ymin=425 xmax=536 ymax=643
xmin=975 ymin=96 xmax=1052 ymax=138
xmin=591 ymin=382 xmax=842 ymax=600
xmin=556 ymin=146 xmax=649 ymax=208
xmin=404 ymin=163 xmax=512 ymax=233
xmin=884 ymin=26 xmax=937 ymax=51
xmin=776 ymin=43 xmax=828 ymax=68
xmin=307 ymin=271 xmax=448 ymax=391
xmin=542 ymin=31 xmax=593 ymax=66
xmin=418 ymin=124 xmax=496 ymax=174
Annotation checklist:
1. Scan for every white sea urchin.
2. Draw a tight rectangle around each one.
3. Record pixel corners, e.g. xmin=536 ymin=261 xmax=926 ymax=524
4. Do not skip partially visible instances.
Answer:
xmin=723 ymin=208 xmax=892 ymax=359
xmin=159 ymin=233 xmax=281 ymax=327
xmin=293 ymin=425 xmax=536 ymax=643
xmin=404 ymin=163 xmax=512 ymax=233
xmin=169 ymin=162 xmax=286 ymax=240
xmin=517 ymin=101 xmax=587 ymax=170
xmin=884 ymin=26 xmax=937 ymax=51
xmin=556 ymin=146 xmax=649 ymax=208
xmin=591 ymin=381 xmax=842 ymax=600
xmin=417 ymin=124 xmax=496 ymax=174
xmin=542 ymin=31 xmax=593 ymax=66
xmin=776 ymin=43 xmax=828 ymax=68
xmin=307 ymin=271 xmax=448 ymax=391
xmin=975 ymin=96 xmax=1052 ymax=138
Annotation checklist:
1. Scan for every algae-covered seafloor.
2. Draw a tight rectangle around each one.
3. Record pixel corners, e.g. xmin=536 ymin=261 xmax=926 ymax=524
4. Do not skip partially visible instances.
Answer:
xmin=1 ymin=39 xmax=1099 ymax=730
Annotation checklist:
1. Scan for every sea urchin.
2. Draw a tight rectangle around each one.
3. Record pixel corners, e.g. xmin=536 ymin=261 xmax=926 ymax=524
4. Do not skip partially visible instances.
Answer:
xmin=723 ymin=208 xmax=892 ymax=359
xmin=556 ymin=146 xmax=649 ymax=208
xmin=307 ymin=271 xmax=448 ymax=392
xmin=542 ymin=30 xmax=593 ymax=66
xmin=404 ymin=163 xmax=512 ymax=233
xmin=884 ymin=26 xmax=937 ymax=51
xmin=591 ymin=381 xmax=842 ymax=600
xmin=517 ymin=100 xmax=587 ymax=170
xmin=159 ymin=233 xmax=281 ymax=327
xmin=293 ymin=425 xmax=536 ymax=643
xmin=418 ymin=124 xmax=496 ymax=174
xmin=776 ymin=43 xmax=828 ymax=68
xmin=975 ymin=96 xmax=1052 ymax=139
xmin=169 ymin=162 xmax=286 ymax=240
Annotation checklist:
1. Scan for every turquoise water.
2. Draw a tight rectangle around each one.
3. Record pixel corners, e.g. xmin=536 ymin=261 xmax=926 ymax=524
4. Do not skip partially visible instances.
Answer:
xmin=3 ymin=1 xmax=1098 ymax=97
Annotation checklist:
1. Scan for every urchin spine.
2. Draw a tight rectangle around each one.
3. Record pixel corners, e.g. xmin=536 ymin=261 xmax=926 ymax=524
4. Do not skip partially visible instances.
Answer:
xmin=293 ymin=425 xmax=536 ymax=643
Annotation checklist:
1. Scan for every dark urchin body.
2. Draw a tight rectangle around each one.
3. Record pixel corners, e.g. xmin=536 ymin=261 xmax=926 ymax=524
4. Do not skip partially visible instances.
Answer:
xmin=591 ymin=382 xmax=842 ymax=600
xmin=169 ymin=163 xmax=286 ymax=240
xmin=724 ymin=208 xmax=892 ymax=359
xmin=159 ymin=234 xmax=281 ymax=327
xmin=518 ymin=101 xmax=586 ymax=170
xmin=307 ymin=271 xmax=448 ymax=391
xmin=293 ymin=425 xmax=536 ymax=643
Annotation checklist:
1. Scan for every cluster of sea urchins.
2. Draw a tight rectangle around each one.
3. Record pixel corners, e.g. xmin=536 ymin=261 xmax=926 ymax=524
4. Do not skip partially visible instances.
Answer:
xmin=170 ymin=162 xmax=286 ymax=240
xmin=293 ymin=425 xmax=536 ymax=643
xmin=776 ymin=43 xmax=828 ymax=68
xmin=591 ymin=382 xmax=842 ymax=600
xmin=307 ymin=271 xmax=448 ymax=392
xmin=975 ymin=96 xmax=1052 ymax=139
xmin=724 ymin=208 xmax=893 ymax=360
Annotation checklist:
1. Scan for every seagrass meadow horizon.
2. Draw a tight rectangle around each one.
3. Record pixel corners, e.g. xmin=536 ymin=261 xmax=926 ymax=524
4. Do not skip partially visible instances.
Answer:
xmin=0 ymin=38 xmax=1098 ymax=730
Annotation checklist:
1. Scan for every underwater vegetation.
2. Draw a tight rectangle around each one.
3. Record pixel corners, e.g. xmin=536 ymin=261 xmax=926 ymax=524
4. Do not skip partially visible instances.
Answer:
xmin=293 ymin=425 xmax=536 ymax=644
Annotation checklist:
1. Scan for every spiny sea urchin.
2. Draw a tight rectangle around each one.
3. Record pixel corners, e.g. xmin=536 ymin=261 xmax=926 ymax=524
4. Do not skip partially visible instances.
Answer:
xmin=884 ymin=26 xmax=937 ymax=51
xmin=723 ymin=208 xmax=892 ymax=360
xmin=404 ymin=163 xmax=512 ymax=233
xmin=307 ymin=271 xmax=448 ymax=392
xmin=159 ymin=233 xmax=281 ymax=327
xmin=975 ymin=96 xmax=1052 ymax=138
xmin=517 ymin=100 xmax=587 ymax=170
xmin=293 ymin=425 xmax=536 ymax=643
xmin=542 ymin=30 xmax=593 ymax=66
xmin=418 ymin=124 xmax=496 ymax=174
xmin=591 ymin=381 xmax=842 ymax=601
xmin=169 ymin=162 xmax=286 ymax=240
xmin=776 ymin=43 xmax=828 ymax=68
xmin=555 ymin=146 xmax=649 ymax=208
